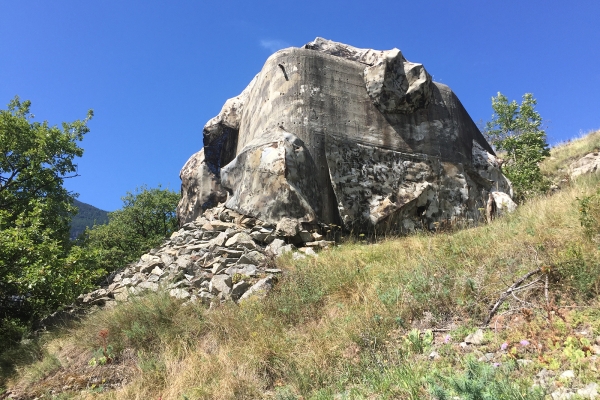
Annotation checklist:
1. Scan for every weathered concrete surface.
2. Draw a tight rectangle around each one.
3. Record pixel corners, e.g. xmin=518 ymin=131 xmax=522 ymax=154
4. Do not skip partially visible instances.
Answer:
xmin=179 ymin=38 xmax=512 ymax=232
xmin=220 ymin=130 xmax=321 ymax=225
xmin=177 ymin=148 xmax=227 ymax=225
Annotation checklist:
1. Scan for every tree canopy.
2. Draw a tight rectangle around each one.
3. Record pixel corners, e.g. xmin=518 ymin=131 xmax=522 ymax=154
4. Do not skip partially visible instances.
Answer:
xmin=81 ymin=186 xmax=180 ymax=274
xmin=1 ymin=97 xmax=100 ymax=340
xmin=485 ymin=93 xmax=550 ymax=201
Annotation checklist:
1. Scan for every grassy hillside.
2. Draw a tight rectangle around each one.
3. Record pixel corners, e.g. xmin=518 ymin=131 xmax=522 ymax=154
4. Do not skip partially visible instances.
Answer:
xmin=2 ymin=132 xmax=599 ymax=399
xmin=70 ymin=199 xmax=109 ymax=239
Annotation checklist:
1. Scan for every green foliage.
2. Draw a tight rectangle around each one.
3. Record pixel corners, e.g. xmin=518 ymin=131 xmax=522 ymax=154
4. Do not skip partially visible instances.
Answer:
xmin=428 ymin=358 xmax=545 ymax=400
xmin=0 ymin=97 xmax=97 ymax=339
xmin=0 ymin=96 xmax=93 ymax=241
xmin=553 ymin=244 xmax=600 ymax=300
xmin=485 ymin=93 xmax=550 ymax=201
xmin=0 ymin=204 xmax=104 ymax=320
xmin=81 ymin=186 xmax=179 ymax=274
xmin=405 ymin=329 xmax=434 ymax=354
xmin=578 ymin=188 xmax=600 ymax=243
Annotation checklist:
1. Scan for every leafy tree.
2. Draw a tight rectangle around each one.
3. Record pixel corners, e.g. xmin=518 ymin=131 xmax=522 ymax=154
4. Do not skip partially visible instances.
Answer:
xmin=485 ymin=93 xmax=550 ymax=202
xmin=81 ymin=186 xmax=180 ymax=273
xmin=1 ymin=97 xmax=99 ymax=342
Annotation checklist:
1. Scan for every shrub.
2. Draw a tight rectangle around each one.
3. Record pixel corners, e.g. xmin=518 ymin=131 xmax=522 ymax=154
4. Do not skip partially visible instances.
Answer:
xmin=485 ymin=93 xmax=550 ymax=201
xmin=578 ymin=188 xmax=600 ymax=243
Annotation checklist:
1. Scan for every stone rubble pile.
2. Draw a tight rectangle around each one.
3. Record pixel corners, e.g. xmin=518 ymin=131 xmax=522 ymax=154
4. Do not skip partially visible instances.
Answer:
xmin=78 ymin=205 xmax=334 ymax=308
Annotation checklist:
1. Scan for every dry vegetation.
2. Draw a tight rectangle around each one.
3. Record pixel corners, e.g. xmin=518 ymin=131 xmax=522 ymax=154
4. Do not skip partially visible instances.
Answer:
xmin=541 ymin=129 xmax=600 ymax=180
xmin=2 ymin=132 xmax=600 ymax=400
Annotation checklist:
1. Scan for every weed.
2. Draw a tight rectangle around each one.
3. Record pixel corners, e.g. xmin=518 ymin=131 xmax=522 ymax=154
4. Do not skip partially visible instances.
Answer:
xmin=428 ymin=357 xmax=545 ymax=399
xmin=578 ymin=188 xmax=600 ymax=243
xmin=405 ymin=329 xmax=434 ymax=354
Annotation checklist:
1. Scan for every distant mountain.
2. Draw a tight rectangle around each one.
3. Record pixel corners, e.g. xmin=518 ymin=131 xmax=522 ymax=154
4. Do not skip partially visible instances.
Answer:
xmin=70 ymin=199 xmax=109 ymax=239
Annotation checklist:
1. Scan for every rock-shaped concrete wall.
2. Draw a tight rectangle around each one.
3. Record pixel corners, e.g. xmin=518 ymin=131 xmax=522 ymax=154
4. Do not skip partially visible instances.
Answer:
xmin=178 ymin=38 xmax=513 ymax=232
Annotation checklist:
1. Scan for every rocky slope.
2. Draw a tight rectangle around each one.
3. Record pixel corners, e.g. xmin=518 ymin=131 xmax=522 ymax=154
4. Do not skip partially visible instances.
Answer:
xmin=79 ymin=205 xmax=334 ymax=309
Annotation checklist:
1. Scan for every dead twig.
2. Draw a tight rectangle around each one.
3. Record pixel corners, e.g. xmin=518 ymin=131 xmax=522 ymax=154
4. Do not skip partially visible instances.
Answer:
xmin=484 ymin=267 xmax=541 ymax=325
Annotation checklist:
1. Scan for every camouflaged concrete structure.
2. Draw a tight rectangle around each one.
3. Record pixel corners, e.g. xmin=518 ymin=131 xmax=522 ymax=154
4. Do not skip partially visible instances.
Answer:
xmin=178 ymin=38 xmax=513 ymax=232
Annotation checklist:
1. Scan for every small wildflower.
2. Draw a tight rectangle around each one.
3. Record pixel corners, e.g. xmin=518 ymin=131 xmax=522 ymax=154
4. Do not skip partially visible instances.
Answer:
xmin=520 ymin=339 xmax=530 ymax=347
xmin=500 ymin=342 xmax=508 ymax=351
xmin=444 ymin=335 xmax=451 ymax=344
xmin=493 ymin=362 xmax=501 ymax=368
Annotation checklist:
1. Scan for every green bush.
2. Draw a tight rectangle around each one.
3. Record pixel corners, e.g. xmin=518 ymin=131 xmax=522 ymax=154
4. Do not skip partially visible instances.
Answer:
xmin=578 ymin=188 xmax=600 ymax=243
xmin=428 ymin=357 xmax=545 ymax=400
xmin=79 ymin=186 xmax=180 ymax=274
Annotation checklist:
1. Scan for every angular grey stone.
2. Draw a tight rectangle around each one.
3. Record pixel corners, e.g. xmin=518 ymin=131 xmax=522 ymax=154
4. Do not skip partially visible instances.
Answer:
xmin=292 ymin=252 xmax=306 ymax=260
xmin=218 ymin=248 xmax=244 ymax=258
xmin=364 ymin=47 xmax=432 ymax=114
xmin=160 ymin=254 xmax=174 ymax=267
xmin=137 ymin=281 xmax=159 ymax=291
xmin=250 ymin=231 xmax=270 ymax=242
xmin=150 ymin=266 xmax=164 ymax=276
xmin=491 ymin=191 xmax=517 ymax=215
xmin=225 ymin=264 xmax=258 ymax=277
xmin=231 ymin=281 xmax=251 ymax=300
xmin=267 ymin=239 xmax=286 ymax=255
xmin=264 ymin=268 xmax=282 ymax=274
xmin=202 ymin=230 xmax=221 ymax=240
xmin=238 ymin=250 xmax=266 ymax=266
xmin=190 ymin=276 xmax=208 ymax=288
xmin=169 ymin=288 xmax=191 ymax=300
xmin=146 ymin=274 xmax=160 ymax=283
xmin=199 ymin=291 xmax=215 ymax=305
xmin=464 ymin=329 xmax=484 ymax=345
xmin=210 ymin=275 xmax=232 ymax=295
xmin=175 ymin=255 xmax=192 ymax=270
xmin=299 ymin=247 xmax=318 ymax=257
xmin=169 ymin=280 xmax=191 ymax=289
xmin=223 ymin=257 xmax=241 ymax=266
xmin=304 ymin=240 xmax=334 ymax=249
xmin=140 ymin=254 xmax=162 ymax=268
xmin=209 ymin=232 xmax=228 ymax=247
xmin=207 ymin=221 xmax=235 ymax=232
xmin=275 ymin=217 xmax=300 ymax=237
xmin=570 ymin=152 xmax=600 ymax=179
xmin=311 ymin=232 xmax=324 ymax=241
xmin=225 ymin=232 xmax=256 ymax=249
xmin=211 ymin=262 xmax=225 ymax=275
xmin=239 ymin=276 xmax=275 ymax=302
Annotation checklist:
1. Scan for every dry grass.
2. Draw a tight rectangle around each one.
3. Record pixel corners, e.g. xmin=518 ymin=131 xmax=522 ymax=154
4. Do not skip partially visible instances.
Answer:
xmin=541 ymin=129 xmax=600 ymax=180
xmin=4 ymin=136 xmax=600 ymax=399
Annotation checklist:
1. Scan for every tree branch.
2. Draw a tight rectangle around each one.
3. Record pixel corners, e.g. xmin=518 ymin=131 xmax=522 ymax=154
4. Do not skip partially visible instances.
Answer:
xmin=484 ymin=267 xmax=541 ymax=325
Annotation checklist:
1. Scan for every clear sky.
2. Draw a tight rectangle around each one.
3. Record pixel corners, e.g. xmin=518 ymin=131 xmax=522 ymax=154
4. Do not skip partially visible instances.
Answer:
xmin=2 ymin=1 xmax=599 ymax=211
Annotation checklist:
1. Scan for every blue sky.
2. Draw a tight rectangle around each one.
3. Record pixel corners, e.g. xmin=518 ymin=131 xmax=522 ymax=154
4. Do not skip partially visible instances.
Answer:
xmin=1 ymin=1 xmax=599 ymax=211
